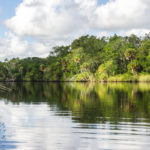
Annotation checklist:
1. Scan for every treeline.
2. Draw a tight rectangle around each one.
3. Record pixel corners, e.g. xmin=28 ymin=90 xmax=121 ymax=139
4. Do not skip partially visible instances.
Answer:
xmin=1 ymin=34 xmax=150 ymax=82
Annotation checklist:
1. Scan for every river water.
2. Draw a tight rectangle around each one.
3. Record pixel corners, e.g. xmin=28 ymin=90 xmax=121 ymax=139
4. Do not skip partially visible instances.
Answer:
xmin=0 ymin=82 xmax=150 ymax=150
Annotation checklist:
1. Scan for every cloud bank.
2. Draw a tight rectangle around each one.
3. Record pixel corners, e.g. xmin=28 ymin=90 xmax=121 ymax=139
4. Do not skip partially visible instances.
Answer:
xmin=0 ymin=0 xmax=150 ymax=60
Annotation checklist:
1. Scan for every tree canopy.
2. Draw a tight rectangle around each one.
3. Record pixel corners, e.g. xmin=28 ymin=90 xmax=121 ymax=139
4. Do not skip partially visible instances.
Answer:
xmin=1 ymin=34 xmax=150 ymax=82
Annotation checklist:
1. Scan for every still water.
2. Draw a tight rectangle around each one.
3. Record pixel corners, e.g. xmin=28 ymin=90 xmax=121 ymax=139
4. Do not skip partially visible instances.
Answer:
xmin=0 ymin=82 xmax=150 ymax=150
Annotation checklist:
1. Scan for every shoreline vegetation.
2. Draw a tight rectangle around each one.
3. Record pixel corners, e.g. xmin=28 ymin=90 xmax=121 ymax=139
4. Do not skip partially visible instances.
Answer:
xmin=1 ymin=74 xmax=150 ymax=82
xmin=1 ymin=34 xmax=150 ymax=82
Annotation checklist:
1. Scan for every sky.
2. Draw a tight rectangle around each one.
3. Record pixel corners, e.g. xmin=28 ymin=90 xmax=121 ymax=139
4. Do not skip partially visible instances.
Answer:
xmin=0 ymin=0 xmax=150 ymax=60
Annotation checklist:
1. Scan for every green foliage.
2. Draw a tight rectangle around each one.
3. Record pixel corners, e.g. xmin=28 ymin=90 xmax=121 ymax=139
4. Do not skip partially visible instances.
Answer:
xmin=139 ymin=75 xmax=150 ymax=82
xmin=1 ymin=34 xmax=150 ymax=81
xmin=50 ymin=46 xmax=70 ymax=57
xmin=127 ymin=34 xmax=141 ymax=48
xmin=95 ymin=60 xmax=117 ymax=81
xmin=71 ymin=72 xmax=94 ymax=81
xmin=124 ymin=48 xmax=136 ymax=61
xmin=127 ymin=60 xmax=141 ymax=74
xmin=108 ymin=74 xmax=138 ymax=82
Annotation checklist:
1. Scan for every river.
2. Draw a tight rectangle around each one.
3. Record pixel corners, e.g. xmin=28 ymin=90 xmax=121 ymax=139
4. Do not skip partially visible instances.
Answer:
xmin=0 ymin=82 xmax=150 ymax=150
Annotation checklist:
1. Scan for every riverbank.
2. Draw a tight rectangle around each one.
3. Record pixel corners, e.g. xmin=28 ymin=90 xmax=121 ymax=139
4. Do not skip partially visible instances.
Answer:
xmin=1 ymin=35 xmax=150 ymax=82
xmin=65 ymin=73 xmax=150 ymax=82
xmin=106 ymin=74 xmax=150 ymax=82
xmin=1 ymin=74 xmax=150 ymax=82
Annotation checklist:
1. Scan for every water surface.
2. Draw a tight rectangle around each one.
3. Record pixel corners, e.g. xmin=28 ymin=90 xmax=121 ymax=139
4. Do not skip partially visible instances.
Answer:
xmin=0 ymin=82 xmax=150 ymax=150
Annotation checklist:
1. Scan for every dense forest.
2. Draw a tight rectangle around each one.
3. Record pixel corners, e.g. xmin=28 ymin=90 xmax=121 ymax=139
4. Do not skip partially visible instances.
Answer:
xmin=1 ymin=34 xmax=150 ymax=82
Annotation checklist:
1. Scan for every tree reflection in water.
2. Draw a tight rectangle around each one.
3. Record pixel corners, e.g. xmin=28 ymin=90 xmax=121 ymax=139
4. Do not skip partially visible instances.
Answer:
xmin=0 ymin=82 xmax=150 ymax=150
xmin=0 ymin=82 xmax=150 ymax=124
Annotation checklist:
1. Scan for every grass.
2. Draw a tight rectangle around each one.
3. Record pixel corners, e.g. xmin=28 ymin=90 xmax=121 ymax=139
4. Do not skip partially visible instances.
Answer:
xmin=107 ymin=74 xmax=138 ymax=82
xmin=139 ymin=75 xmax=150 ymax=82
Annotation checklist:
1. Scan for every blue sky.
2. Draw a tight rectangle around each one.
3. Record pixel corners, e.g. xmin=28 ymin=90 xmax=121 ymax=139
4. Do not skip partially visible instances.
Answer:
xmin=0 ymin=0 xmax=23 ymax=36
xmin=0 ymin=0 xmax=150 ymax=60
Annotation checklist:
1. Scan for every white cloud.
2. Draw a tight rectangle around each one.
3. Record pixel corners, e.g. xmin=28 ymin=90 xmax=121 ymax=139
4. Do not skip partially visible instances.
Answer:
xmin=94 ymin=0 xmax=150 ymax=31
xmin=5 ymin=0 xmax=150 ymax=35
xmin=120 ymin=29 xmax=150 ymax=37
xmin=0 ymin=33 xmax=50 ymax=60
xmin=1 ymin=0 xmax=150 ymax=60
xmin=4 ymin=0 xmax=89 ymax=39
